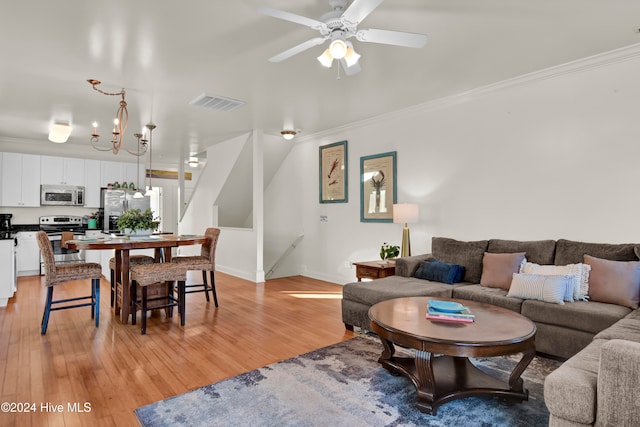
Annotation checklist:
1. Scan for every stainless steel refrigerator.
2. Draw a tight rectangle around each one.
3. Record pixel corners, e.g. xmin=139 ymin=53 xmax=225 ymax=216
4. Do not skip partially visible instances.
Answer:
xmin=101 ymin=189 xmax=151 ymax=233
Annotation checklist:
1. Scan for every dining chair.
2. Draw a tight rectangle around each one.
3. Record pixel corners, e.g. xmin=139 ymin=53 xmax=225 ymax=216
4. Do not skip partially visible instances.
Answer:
xmin=171 ymin=228 xmax=220 ymax=306
xmin=109 ymin=255 xmax=155 ymax=307
xmin=36 ymin=231 xmax=101 ymax=335
xmin=130 ymin=263 xmax=187 ymax=335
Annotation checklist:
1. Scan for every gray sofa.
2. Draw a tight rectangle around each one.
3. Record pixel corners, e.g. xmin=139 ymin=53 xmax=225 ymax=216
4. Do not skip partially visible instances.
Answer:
xmin=341 ymin=237 xmax=640 ymax=426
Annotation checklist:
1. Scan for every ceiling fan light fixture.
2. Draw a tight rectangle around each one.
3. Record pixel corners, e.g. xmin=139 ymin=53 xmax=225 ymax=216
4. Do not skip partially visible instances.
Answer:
xmin=329 ymin=38 xmax=347 ymax=59
xmin=344 ymin=45 xmax=360 ymax=67
xmin=281 ymin=130 xmax=297 ymax=140
xmin=48 ymin=121 xmax=72 ymax=143
xmin=317 ymin=49 xmax=333 ymax=67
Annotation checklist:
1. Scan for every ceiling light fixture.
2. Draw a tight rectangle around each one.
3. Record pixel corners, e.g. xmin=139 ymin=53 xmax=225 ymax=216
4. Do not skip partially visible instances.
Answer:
xmin=187 ymin=157 xmax=199 ymax=167
xmin=317 ymin=38 xmax=360 ymax=69
xmin=281 ymin=130 xmax=297 ymax=140
xmin=48 ymin=121 xmax=72 ymax=143
xmin=87 ymin=79 xmax=148 ymax=157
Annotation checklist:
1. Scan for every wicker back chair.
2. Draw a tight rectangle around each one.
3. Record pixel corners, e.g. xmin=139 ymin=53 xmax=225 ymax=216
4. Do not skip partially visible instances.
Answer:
xmin=36 ymin=231 xmax=102 ymax=334
xmin=171 ymin=228 xmax=221 ymax=306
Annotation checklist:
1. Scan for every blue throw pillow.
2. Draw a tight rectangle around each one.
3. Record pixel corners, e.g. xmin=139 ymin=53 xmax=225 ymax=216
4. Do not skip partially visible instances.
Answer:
xmin=414 ymin=259 xmax=465 ymax=284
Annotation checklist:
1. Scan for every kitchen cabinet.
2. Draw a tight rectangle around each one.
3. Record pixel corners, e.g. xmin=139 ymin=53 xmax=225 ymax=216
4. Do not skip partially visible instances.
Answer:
xmin=84 ymin=159 xmax=101 ymax=207
xmin=1 ymin=153 xmax=41 ymax=207
xmin=0 ymin=238 xmax=16 ymax=307
xmin=41 ymin=156 xmax=85 ymax=186
xmin=16 ymin=231 xmax=40 ymax=276
xmin=100 ymin=160 xmax=144 ymax=190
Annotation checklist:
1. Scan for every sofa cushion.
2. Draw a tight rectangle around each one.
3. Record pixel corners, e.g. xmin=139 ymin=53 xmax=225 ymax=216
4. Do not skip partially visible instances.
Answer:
xmin=414 ymin=260 xmax=464 ymax=284
xmin=342 ymin=276 xmax=468 ymax=307
xmin=506 ymin=273 xmax=569 ymax=304
xmin=520 ymin=262 xmax=590 ymax=301
xmin=594 ymin=317 xmax=640 ymax=343
xmin=480 ymin=252 xmax=525 ymax=289
xmin=544 ymin=339 xmax=606 ymax=425
xmin=431 ymin=237 xmax=488 ymax=283
xmin=521 ymin=299 xmax=631 ymax=334
xmin=452 ymin=284 xmax=524 ymax=312
xmin=554 ymin=239 xmax=638 ymax=265
xmin=487 ymin=239 xmax=556 ymax=265
xmin=584 ymin=255 xmax=640 ymax=309
xmin=395 ymin=254 xmax=434 ymax=277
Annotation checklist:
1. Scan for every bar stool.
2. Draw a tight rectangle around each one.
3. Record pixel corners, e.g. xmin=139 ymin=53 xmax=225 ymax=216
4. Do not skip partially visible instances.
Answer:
xmin=109 ymin=255 xmax=155 ymax=307
xmin=130 ymin=263 xmax=187 ymax=335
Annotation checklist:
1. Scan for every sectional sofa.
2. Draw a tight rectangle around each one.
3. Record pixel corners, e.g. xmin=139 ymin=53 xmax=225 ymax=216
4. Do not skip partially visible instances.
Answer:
xmin=341 ymin=237 xmax=640 ymax=426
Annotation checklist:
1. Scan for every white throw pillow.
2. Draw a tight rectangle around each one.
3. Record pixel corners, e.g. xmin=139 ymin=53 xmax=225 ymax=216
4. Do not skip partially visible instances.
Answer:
xmin=520 ymin=262 xmax=590 ymax=301
xmin=507 ymin=273 xmax=570 ymax=305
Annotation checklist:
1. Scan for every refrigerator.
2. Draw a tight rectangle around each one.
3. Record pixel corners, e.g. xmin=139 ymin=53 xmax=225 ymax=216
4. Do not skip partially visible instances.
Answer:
xmin=101 ymin=189 xmax=151 ymax=233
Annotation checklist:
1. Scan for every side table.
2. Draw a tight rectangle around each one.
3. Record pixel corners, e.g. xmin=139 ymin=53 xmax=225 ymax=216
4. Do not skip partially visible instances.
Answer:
xmin=353 ymin=260 xmax=395 ymax=282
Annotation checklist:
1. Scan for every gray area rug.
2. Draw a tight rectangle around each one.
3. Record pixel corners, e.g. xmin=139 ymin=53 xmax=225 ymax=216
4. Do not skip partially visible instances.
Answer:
xmin=135 ymin=334 xmax=561 ymax=426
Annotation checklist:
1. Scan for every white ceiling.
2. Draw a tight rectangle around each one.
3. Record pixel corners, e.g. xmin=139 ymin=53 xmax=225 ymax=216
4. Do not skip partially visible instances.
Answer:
xmin=1 ymin=0 xmax=640 ymax=165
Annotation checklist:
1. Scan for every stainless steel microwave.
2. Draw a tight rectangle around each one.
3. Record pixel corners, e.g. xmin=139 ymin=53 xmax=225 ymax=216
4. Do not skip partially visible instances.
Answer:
xmin=40 ymin=185 xmax=85 ymax=206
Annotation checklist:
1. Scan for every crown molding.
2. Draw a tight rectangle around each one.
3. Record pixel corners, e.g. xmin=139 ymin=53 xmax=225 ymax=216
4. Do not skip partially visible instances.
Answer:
xmin=296 ymin=42 xmax=640 ymax=143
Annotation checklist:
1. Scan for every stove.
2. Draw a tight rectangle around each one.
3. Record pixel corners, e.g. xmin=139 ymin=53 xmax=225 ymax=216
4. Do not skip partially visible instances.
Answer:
xmin=39 ymin=215 xmax=86 ymax=266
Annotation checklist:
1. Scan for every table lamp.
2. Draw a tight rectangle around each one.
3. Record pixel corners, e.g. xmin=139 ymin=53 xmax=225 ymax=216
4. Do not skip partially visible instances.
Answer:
xmin=393 ymin=204 xmax=419 ymax=257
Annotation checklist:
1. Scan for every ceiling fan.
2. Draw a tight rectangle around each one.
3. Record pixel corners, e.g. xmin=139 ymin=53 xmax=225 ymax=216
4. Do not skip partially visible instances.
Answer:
xmin=258 ymin=0 xmax=428 ymax=76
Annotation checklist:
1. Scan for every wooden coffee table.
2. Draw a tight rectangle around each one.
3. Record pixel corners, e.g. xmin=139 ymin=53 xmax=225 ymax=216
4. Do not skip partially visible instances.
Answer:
xmin=368 ymin=297 xmax=536 ymax=415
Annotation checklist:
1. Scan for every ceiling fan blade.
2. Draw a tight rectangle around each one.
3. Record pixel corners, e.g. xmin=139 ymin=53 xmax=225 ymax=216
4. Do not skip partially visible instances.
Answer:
xmin=340 ymin=58 xmax=361 ymax=76
xmin=341 ymin=0 xmax=384 ymax=25
xmin=258 ymin=7 xmax=328 ymax=32
xmin=268 ymin=37 xmax=328 ymax=63
xmin=356 ymin=28 xmax=427 ymax=48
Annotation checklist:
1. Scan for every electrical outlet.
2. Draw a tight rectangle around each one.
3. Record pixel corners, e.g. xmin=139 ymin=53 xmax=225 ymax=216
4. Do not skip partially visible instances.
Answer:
xmin=320 ymin=215 xmax=328 ymax=222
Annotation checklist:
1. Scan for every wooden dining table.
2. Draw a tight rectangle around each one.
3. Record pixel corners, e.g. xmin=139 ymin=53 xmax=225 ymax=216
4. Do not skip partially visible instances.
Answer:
xmin=66 ymin=234 xmax=207 ymax=324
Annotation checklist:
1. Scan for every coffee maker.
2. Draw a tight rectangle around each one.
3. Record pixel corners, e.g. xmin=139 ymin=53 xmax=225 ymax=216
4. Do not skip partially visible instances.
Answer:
xmin=0 ymin=213 xmax=12 ymax=238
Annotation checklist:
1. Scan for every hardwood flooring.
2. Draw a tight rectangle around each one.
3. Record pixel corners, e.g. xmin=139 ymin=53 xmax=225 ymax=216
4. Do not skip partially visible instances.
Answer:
xmin=0 ymin=272 xmax=355 ymax=426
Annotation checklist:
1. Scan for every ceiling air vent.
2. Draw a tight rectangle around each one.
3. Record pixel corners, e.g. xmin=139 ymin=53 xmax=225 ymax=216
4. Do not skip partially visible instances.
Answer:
xmin=189 ymin=93 xmax=246 ymax=112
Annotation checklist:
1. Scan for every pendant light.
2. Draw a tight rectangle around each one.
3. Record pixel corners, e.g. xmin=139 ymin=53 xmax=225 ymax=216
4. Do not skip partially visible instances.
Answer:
xmin=144 ymin=123 xmax=156 ymax=196
xmin=132 ymin=132 xmax=146 ymax=199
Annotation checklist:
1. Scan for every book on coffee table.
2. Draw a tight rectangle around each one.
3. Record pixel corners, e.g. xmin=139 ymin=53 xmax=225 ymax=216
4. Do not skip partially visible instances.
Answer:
xmin=426 ymin=300 xmax=475 ymax=323
xmin=426 ymin=313 xmax=474 ymax=323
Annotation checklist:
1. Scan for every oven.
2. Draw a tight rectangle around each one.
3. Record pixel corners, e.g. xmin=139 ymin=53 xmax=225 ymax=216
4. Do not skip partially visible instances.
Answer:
xmin=39 ymin=216 xmax=86 ymax=270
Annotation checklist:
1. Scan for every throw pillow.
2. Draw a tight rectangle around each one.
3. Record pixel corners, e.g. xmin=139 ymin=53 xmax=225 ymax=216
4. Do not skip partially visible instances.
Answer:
xmin=520 ymin=262 xmax=590 ymax=302
xmin=414 ymin=260 xmax=464 ymax=284
xmin=584 ymin=255 xmax=640 ymax=309
xmin=480 ymin=252 xmax=526 ymax=290
xmin=507 ymin=273 xmax=570 ymax=305
xmin=431 ymin=237 xmax=488 ymax=283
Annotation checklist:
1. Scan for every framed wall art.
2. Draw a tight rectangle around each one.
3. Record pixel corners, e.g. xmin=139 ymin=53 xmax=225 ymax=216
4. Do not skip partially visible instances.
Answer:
xmin=360 ymin=151 xmax=397 ymax=222
xmin=319 ymin=140 xmax=348 ymax=203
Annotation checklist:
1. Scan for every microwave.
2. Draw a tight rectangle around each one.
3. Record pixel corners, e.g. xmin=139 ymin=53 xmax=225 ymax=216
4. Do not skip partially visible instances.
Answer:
xmin=40 ymin=185 xmax=85 ymax=206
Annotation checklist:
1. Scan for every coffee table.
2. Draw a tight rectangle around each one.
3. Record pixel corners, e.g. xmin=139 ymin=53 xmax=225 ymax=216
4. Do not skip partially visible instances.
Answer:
xmin=368 ymin=297 xmax=536 ymax=415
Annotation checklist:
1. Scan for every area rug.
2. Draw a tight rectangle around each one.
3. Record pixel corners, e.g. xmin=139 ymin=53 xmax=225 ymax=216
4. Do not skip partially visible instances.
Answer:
xmin=135 ymin=334 xmax=561 ymax=427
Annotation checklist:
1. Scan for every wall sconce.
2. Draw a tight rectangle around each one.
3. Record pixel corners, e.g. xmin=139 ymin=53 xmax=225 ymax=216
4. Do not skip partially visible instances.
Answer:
xmin=393 ymin=203 xmax=419 ymax=257
xmin=48 ymin=121 xmax=72 ymax=143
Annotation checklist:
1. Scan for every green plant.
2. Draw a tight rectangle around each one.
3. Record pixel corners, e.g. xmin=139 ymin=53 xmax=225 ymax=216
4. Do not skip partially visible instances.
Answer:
xmin=380 ymin=242 xmax=400 ymax=260
xmin=116 ymin=208 xmax=160 ymax=232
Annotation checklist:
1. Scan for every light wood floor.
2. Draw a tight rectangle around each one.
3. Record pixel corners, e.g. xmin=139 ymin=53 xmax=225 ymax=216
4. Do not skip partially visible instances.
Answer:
xmin=0 ymin=272 xmax=355 ymax=426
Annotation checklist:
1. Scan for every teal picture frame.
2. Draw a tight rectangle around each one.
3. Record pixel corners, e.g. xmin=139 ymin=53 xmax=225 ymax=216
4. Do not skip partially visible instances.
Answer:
xmin=360 ymin=151 xmax=397 ymax=222
xmin=319 ymin=140 xmax=348 ymax=203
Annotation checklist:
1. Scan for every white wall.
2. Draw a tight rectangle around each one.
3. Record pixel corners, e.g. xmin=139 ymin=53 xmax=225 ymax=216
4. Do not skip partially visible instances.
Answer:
xmin=268 ymin=45 xmax=640 ymax=285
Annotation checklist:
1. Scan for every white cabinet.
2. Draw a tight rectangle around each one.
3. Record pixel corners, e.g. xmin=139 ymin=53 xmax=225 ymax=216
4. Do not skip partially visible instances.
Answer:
xmin=41 ymin=156 xmax=85 ymax=186
xmin=100 ymin=160 xmax=144 ymax=190
xmin=1 ymin=153 xmax=41 ymax=207
xmin=84 ymin=159 xmax=101 ymax=207
xmin=0 ymin=238 xmax=16 ymax=307
xmin=16 ymin=231 xmax=40 ymax=276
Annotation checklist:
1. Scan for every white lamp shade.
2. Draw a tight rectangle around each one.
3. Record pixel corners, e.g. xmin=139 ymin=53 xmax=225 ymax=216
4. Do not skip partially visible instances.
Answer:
xmin=48 ymin=122 xmax=72 ymax=143
xmin=393 ymin=203 xmax=419 ymax=224
xmin=329 ymin=39 xmax=347 ymax=59
xmin=317 ymin=49 xmax=333 ymax=67
xmin=344 ymin=46 xmax=360 ymax=67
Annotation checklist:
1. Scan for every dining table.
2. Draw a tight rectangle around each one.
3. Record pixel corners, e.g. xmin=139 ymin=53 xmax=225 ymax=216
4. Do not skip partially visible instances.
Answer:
xmin=66 ymin=234 xmax=207 ymax=324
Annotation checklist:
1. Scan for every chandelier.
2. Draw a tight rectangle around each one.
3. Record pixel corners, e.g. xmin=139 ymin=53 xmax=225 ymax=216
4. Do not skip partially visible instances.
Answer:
xmin=87 ymin=79 xmax=148 ymax=156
